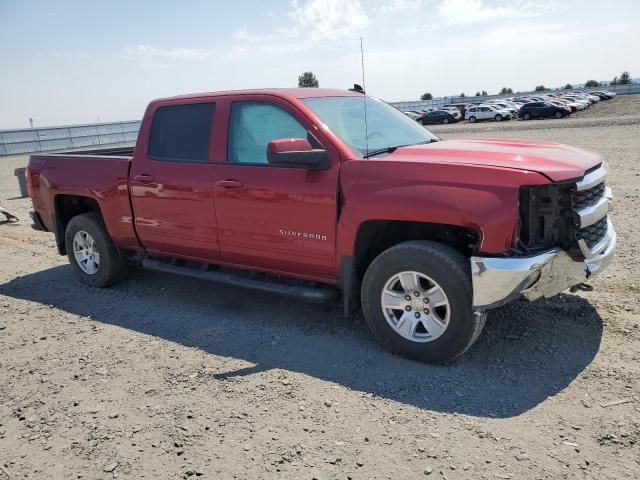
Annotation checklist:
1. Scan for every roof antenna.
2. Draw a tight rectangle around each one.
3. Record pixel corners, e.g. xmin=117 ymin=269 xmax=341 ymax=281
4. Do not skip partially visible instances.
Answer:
xmin=360 ymin=36 xmax=369 ymax=158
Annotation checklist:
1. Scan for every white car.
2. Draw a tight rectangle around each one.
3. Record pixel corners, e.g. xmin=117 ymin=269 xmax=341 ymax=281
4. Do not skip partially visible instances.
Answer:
xmin=488 ymin=102 xmax=519 ymax=116
xmin=465 ymin=104 xmax=512 ymax=122
xmin=553 ymin=98 xmax=579 ymax=112
xmin=440 ymin=107 xmax=462 ymax=119
xmin=561 ymin=96 xmax=590 ymax=109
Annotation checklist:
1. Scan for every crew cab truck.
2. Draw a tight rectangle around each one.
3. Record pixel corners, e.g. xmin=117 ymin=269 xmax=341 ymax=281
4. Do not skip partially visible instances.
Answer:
xmin=27 ymin=88 xmax=616 ymax=363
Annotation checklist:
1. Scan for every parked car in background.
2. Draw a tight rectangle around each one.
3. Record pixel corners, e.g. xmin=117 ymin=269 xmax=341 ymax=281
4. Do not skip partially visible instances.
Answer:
xmin=519 ymin=101 xmax=569 ymax=120
xmin=553 ymin=98 xmax=579 ymax=112
xmin=547 ymin=101 xmax=573 ymax=114
xmin=561 ymin=96 xmax=589 ymax=110
xmin=417 ymin=109 xmax=460 ymax=125
xmin=488 ymin=102 xmax=519 ymax=116
xmin=442 ymin=103 xmax=470 ymax=117
xmin=572 ymin=94 xmax=597 ymax=105
xmin=589 ymin=90 xmax=616 ymax=100
xmin=465 ymin=105 xmax=512 ymax=122
xmin=588 ymin=91 xmax=609 ymax=100
xmin=439 ymin=107 xmax=462 ymax=119
xmin=403 ymin=111 xmax=421 ymax=120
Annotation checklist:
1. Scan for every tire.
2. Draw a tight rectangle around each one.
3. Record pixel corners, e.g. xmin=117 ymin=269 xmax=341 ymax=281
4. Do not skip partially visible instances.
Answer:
xmin=523 ymin=113 xmax=531 ymax=120
xmin=64 ymin=212 xmax=127 ymax=287
xmin=468 ymin=116 xmax=476 ymax=123
xmin=442 ymin=117 xmax=449 ymax=124
xmin=361 ymin=240 xmax=486 ymax=363
xmin=554 ymin=111 xmax=563 ymax=119
xmin=495 ymin=114 xmax=502 ymax=122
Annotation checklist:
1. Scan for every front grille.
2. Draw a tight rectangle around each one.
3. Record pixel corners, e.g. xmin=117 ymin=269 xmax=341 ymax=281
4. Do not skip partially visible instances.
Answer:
xmin=576 ymin=216 xmax=607 ymax=248
xmin=571 ymin=163 xmax=611 ymax=257
xmin=573 ymin=182 xmax=605 ymax=210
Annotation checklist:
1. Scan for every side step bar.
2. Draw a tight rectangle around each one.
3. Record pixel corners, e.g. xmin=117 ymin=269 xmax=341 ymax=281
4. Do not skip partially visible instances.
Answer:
xmin=142 ymin=258 xmax=340 ymax=304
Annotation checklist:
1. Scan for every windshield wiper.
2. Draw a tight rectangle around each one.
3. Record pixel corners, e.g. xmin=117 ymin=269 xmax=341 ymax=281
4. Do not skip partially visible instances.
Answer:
xmin=362 ymin=140 xmax=434 ymax=159
xmin=362 ymin=146 xmax=398 ymax=158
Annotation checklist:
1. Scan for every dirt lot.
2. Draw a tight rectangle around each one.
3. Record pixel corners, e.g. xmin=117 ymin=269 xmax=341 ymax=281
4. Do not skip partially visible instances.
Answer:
xmin=1 ymin=96 xmax=639 ymax=479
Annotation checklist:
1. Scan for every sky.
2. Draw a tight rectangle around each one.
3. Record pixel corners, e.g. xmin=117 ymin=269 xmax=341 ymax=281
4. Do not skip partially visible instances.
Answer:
xmin=1 ymin=0 xmax=639 ymax=129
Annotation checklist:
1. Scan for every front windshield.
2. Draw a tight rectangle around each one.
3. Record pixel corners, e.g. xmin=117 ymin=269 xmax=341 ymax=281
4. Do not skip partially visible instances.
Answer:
xmin=302 ymin=96 xmax=439 ymax=157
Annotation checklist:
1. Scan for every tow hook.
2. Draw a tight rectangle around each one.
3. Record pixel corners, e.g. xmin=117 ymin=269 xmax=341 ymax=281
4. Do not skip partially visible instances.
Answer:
xmin=570 ymin=283 xmax=594 ymax=293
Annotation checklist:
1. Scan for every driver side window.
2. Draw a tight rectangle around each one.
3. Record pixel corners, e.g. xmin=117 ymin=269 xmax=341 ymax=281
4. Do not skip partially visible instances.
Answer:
xmin=228 ymin=102 xmax=307 ymax=164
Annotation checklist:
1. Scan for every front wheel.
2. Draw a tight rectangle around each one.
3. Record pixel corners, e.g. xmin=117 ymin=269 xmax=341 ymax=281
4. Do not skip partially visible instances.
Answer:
xmin=361 ymin=241 xmax=486 ymax=363
xmin=495 ymin=114 xmax=502 ymax=122
xmin=65 ymin=212 xmax=128 ymax=287
xmin=554 ymin=111 xmax=563 ymax=119
xmin=468 ymin=116 xmax=476 ymax=123
xmin=442 ymin=117 xmax=449 ymax=124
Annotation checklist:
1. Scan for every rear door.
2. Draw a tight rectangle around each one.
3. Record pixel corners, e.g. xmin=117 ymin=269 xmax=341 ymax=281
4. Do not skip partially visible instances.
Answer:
xmin=211 ymin=95 xmax=340 ymax=280
xmin=129 ymin=100 xmax=221 ymax=261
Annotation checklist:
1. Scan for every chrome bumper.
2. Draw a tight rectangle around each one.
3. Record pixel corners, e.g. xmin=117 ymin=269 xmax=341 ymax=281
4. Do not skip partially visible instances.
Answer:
xmin=470 ymin=222 xmax=616 ymax=310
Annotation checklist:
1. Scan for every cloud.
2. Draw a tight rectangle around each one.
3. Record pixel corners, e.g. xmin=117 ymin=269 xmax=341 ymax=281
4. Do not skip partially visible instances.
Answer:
xmin=121 ymin=44 xmax=216 ymax=61
xmin=437 ymin=0 xmax=561 ymax=25
xmin=291 ymin=0 xmax=369 ymax=40
xmin=378 ymin=0 xmax=423 ymax=15
xmin=227 ymin=0 xmax=370 ymax=58
xmin=227 ymin=24 xmax=304 ymax=59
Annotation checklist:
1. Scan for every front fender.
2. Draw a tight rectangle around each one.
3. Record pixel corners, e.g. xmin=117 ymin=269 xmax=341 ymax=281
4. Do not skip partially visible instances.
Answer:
xmin=336 ymin=160 xmax=549 ymax=263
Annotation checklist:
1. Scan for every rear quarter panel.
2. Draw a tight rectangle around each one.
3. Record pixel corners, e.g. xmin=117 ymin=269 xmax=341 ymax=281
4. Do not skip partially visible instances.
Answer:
xmin=28 ymin=154 xmax=139 ymax=250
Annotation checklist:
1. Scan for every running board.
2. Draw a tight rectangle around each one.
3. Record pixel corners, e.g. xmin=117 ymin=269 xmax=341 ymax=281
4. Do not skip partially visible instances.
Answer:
xmin=142 ymin=258 xmax=340 ymax=304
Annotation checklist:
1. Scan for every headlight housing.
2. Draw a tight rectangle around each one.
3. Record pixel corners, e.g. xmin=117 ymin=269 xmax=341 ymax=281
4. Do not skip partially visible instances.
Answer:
xmin=517 ymin=183 xmax=574 ymax=253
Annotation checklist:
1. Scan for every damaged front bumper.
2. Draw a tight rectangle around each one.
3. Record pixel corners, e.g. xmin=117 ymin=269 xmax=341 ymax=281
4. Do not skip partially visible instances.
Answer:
xmin=470 ymin=221 xmax=616 ymax=310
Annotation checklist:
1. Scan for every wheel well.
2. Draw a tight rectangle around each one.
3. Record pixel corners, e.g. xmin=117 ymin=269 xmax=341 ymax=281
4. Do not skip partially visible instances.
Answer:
xmin=54 ymin=195 xmax=102 ymax=255
xmin=353 ymin=220 xmax=480 ymax=281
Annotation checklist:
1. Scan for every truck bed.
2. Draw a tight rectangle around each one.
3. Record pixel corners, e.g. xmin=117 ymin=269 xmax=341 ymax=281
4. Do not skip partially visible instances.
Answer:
xmin=28 ymin=150 xmax=139 ymax=252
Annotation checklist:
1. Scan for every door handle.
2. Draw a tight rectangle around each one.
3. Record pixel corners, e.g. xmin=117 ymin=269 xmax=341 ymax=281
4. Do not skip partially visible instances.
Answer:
xmin=215 ymin=179 xmax=243 ymax=188
xmin=134 ymin=174 xmax=155 ymax=183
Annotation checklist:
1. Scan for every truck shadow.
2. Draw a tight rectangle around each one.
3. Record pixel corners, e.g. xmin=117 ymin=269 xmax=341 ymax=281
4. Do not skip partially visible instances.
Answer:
xmin=0 ymin=265 xmax=603 ymax=418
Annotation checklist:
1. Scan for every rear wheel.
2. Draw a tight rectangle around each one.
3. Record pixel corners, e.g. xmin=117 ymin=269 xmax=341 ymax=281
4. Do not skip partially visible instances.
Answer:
xmin=523 ymin=113 xmax=531 ymax=120
xmin=65 ymin=212 xmax=128 ymax=287
xmin=361 ymin=240 xmax=486 ymax=363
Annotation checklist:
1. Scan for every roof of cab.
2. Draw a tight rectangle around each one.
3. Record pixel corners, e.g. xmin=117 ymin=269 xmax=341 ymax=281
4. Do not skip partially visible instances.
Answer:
xmin=156 ymin=88 xmax=363 ymax=103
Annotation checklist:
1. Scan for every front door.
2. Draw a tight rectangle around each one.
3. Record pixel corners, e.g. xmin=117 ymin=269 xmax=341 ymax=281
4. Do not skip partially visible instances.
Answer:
xmin=212 ymin=97 xmax=340 ymax=280
xmin=129 ymin=100 xmax=221 ymax=261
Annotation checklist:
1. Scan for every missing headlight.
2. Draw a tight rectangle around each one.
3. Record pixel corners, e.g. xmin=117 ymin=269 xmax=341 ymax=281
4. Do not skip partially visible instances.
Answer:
xmin=518 ymin=183 xmax=574 ymax=253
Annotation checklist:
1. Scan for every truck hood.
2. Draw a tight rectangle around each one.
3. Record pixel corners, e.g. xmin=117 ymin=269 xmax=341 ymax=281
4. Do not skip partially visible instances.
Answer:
xmin=383 ymin=138 xmax=601 ymax=182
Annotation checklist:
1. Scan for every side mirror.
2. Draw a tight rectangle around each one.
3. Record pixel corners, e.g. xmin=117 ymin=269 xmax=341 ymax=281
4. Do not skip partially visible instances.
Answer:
xmin=266 ymin=138 xmax=329 ymax=170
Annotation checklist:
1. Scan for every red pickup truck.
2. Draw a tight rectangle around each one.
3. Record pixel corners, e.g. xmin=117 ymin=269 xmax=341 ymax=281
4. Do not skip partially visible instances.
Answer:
xmin=27 ymin=88 xmax=615 ymax=363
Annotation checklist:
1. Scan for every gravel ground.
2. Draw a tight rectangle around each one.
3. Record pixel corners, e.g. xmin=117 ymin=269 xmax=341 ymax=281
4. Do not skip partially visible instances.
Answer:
xmin=1 ymin=96 xmax=639 ymax=479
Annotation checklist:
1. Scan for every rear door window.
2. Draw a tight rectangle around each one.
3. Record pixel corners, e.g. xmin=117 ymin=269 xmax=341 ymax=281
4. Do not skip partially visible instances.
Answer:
xmin=148 ymin=103 xmax=215 ymax=162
